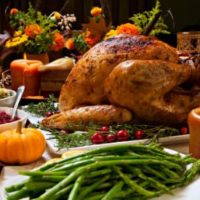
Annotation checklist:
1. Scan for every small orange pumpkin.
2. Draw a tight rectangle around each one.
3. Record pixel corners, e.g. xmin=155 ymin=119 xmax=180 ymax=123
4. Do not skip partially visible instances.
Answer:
xmin=0 ymin=123 xmax=46 ymax=165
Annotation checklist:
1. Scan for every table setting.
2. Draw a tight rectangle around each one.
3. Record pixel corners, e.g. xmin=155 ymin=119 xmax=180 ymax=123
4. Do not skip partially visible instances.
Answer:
xmin=0 ymin=0 xmax=200 ymax=199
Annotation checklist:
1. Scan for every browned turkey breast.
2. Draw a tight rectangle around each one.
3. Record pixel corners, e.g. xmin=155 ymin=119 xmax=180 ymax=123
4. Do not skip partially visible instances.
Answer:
xmin=59 ymin=34 xmax=178 ymax=111
xmin=42 ymin=34 xmax=200 ymax=129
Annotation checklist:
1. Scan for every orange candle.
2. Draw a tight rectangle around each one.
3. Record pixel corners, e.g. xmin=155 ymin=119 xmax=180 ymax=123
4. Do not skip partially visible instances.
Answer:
xmin=24 ymin=63 xmax=41 ymax=96
xmin=188 ymin=107 xmax=200 ymax=158
xmin=10 ymin=59 xmax=42 ymax=96
xmin=10 ymin=60 xmax=27 ymax=90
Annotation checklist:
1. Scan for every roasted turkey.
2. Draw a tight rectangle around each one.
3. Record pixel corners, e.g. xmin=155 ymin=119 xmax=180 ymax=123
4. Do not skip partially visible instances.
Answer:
xmin=42 ymin=34 xmax=200 ymax=129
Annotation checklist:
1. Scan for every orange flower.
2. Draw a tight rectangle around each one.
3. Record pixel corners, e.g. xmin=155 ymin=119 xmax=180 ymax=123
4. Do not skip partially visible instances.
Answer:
xmin=10 ymin=8 xmax=18 ymax=15
xmin=84 ymin=31 xmax=100 ymax=47
xmin=65 ymin=38 xmax=75 ymax=50
xmin=116 ymin=23 xmax=140 ymax=35
xmin=25 ymin=24 xmax=42 ymax=38
xmin=53 ymin=12 xmax=62 ymax=20
xmin=90 ymin=7 xmax=102 ymax=17
xmin=51 ymin=32 xmax=65 ymax=51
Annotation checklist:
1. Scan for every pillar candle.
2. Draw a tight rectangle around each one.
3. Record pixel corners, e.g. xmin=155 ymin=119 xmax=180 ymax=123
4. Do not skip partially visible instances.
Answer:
xmin=10 ymin=59 xmax=42 ymax=96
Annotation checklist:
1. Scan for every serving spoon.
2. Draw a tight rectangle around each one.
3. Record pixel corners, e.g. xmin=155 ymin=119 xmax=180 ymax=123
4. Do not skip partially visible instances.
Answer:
xmin=11 ymin=86 xmax=25 ymax=120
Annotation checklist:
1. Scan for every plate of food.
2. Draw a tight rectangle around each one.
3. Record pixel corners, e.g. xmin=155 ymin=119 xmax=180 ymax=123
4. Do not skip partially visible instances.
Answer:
xmin=1 ymin=143 xmax=200 ymax=200
xmin=21 ymin=33 xmax=197 ymax=156
xmin=22 ymin=95 xmax=189 ymax=155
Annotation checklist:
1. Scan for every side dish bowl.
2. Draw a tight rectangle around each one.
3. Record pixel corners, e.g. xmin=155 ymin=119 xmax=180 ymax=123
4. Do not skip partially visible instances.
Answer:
xmin=0 ymin=107 xmax=27 ymax=133
xmin=0 ymin=89 xmax=16 ymax=107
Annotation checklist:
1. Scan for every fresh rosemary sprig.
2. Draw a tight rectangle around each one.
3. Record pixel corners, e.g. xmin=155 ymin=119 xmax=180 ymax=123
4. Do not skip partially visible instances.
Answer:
xmin=42 ymin=123 xmax=183 ymax=150
xmin=24 ymin=94 xmax=58 ymax=116
xmin=44 ymin=128 xmax=94 ymax=150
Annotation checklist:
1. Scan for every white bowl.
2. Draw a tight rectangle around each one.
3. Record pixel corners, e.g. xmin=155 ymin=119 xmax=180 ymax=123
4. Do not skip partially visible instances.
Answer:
xmin=0 ymin=107 xmax=28 ymax=133
xmin=0 ymin=89 xmax=16 ymax=107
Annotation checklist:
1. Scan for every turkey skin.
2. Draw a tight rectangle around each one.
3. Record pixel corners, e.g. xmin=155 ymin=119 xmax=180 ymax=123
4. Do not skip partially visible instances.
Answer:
xmin=59 ymin=34 xmax=178 ymax=111
xmin=42 ymin=35 xmax=200 ymax=129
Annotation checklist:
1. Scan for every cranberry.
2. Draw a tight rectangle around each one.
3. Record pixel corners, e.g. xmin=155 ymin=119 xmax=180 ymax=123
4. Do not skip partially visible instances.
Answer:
xmin=100 ymin=126 xmax=109 ymax=132
xmin=106 ymin=134 xmax=116 ymax=143
xmin=0 ymin=111 xmax=20 ymax=124
xmin=91 ymin=132 xmax=105 ymax=144
xmin=181 ymin=127 xmax=188 ymax=135
xmin=45 ymin=111 xmax=54 ymax=117
xmin=134 ymin=130 xmax=145 ymax=139
xmin=116 ymin=130 xmax=129 ymax=141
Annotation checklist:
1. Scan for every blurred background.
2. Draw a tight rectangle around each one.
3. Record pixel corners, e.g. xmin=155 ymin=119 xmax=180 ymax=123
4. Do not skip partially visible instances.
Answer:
xmin=0 ymin=0 xmax=200 ymax=34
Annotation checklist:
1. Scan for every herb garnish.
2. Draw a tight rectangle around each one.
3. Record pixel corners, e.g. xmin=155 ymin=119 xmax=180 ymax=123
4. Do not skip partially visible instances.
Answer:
xmin=43 ymin=123 xmax=183 ymax=150
xmin=129 ymin=0 xmax=170 ymax=36
xmin=24 ymin=95 xmax=58 ymax=116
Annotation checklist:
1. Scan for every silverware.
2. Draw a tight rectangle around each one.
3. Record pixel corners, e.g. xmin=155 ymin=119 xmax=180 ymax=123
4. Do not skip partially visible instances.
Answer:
xmin=11 ymin=86 xmax=25 ymax=120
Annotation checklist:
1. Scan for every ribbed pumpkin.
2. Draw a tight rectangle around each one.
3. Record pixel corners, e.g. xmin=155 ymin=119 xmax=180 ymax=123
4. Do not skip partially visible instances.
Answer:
xmin=0 ymin=123 xmax=46 ymax=165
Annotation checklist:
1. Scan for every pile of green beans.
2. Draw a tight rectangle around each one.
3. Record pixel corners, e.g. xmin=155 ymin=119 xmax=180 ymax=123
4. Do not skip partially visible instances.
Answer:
xmin=5 ymin=143 xmax=200 ymax=200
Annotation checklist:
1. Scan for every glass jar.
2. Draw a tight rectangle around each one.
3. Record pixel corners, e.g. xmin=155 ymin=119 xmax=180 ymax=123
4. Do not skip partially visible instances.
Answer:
xmin=177 ymin=31 xmax=200 ymax=54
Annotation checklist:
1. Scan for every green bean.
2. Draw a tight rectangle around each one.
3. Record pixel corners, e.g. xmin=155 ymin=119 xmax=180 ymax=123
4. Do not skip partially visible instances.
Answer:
xmin=114 ymin=167 xmax=155 ymax=197
xmin=30 ymin=175 xmax=65 ymax=182
xmin=52 ymin=158 xmax=95 ymax=172
xmin=5 ymin=179 xmax=29 ymax=193
xmin=102 ymin=181 xmax=124 ymax=200
xmin=20 ymin=170 xmax=68 ymax=176
xmin=68 ymin=175 xmax=85 ymax=200
xmin=25 ymin=181 xmax=55 ymax=191
xmin=86 ymin=192 xmax=106 ymax=200
xmin=132 ymin=167 xmax=170 ymax=193
xmin=7 ymin=187 xmax=32 ymax=200
xmin=5 ymin=143 xmax=200 ymax=200
xmin=79 ymin=175 xmax=110 ymax=199
xmin=184 ymin=160 xmax=200 ymax=185
xmin=87 ymin=168 xmax=112 ymax=178
xmin=161 ymin=166 xmax=181 ymax=179
xmin=144 ymin=166 xmax=167 ymax=180
xmin=51 ymin=184 xmax=73 ymax=200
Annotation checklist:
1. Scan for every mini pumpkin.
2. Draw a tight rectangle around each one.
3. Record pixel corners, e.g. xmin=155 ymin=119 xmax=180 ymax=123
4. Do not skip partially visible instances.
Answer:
xmin=0 ymin=123 xmax=46 ymax=165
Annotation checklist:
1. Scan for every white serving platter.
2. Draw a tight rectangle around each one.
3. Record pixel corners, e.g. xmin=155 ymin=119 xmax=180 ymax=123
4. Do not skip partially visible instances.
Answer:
xmin=41 ymin=129 xmax=189 ymax=155
xmin=24 ymin=107 xmax=189 ymax=155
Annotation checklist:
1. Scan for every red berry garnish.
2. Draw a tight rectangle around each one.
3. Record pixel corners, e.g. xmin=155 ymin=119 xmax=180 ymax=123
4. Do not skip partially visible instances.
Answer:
xmin=116 ymin=130 xmax=129 ymax=141
xmin=91 ymin=132 xmax=105 ymax=144
xmin=135 ymin=130 xmax=145 ymax=139
xmin=45 ymin=111 xmax=53 ymax=117
xmin=181 ymin=127 xmax=188 ymax=135
xmin=106 ymin=134 xmax=116 ymax=143
xmin=100 ymin=126 xmax=109 ymax=132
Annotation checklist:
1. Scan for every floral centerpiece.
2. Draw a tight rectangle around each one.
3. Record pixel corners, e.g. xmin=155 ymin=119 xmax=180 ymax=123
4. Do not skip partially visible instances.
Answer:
xmin=65 ymin=6 xmax=111 ymax=54
xmin=66 ymin=0 xmax=169 ymax=55
xmin=5 ymin=4 xmax=76 ymax=58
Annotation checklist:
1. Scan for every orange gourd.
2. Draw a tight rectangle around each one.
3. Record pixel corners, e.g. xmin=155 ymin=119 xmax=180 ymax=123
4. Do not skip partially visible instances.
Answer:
xmin=0 ymin=123 xmax=46 ymax=165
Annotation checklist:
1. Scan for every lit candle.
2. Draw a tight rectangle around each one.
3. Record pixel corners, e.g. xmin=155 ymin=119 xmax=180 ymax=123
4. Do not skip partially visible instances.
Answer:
xmin=188 ymin=107 xmax=200 ymax=158
xmin=10 ymin=59 xmax=42 ymax=96
xmin=10 ymin=59 xmax=27 ymax=91
xmin=24 ymin=62 xmax=41 ymax=96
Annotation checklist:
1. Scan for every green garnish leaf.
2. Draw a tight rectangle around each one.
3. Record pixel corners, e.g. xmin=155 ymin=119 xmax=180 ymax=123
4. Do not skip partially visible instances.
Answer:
xmin=24 ymin=94 xmax=58 ymax=116
xmin=129 ymin=0 xmax=170 ymax=36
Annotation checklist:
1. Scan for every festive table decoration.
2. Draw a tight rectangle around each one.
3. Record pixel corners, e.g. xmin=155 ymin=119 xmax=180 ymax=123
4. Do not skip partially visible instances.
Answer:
xmin=5 ymin=3 xmax=76 ymax=63
xmin=0 ymin=122 xmax=46 ymax=165
xmin=66 ymin=0 xmax=169 ymax=54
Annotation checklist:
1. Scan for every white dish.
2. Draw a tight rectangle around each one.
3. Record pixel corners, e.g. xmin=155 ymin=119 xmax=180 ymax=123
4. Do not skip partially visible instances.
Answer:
xmin=41 ymin=129 xmax=189 ymax=155
xmin=0 ymin=107 xmax=27 ymax=132
xmin=0 ymin=89 xmax=16 ymax=107
xmin=24 ymin=107 xmax=189 ymax=155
